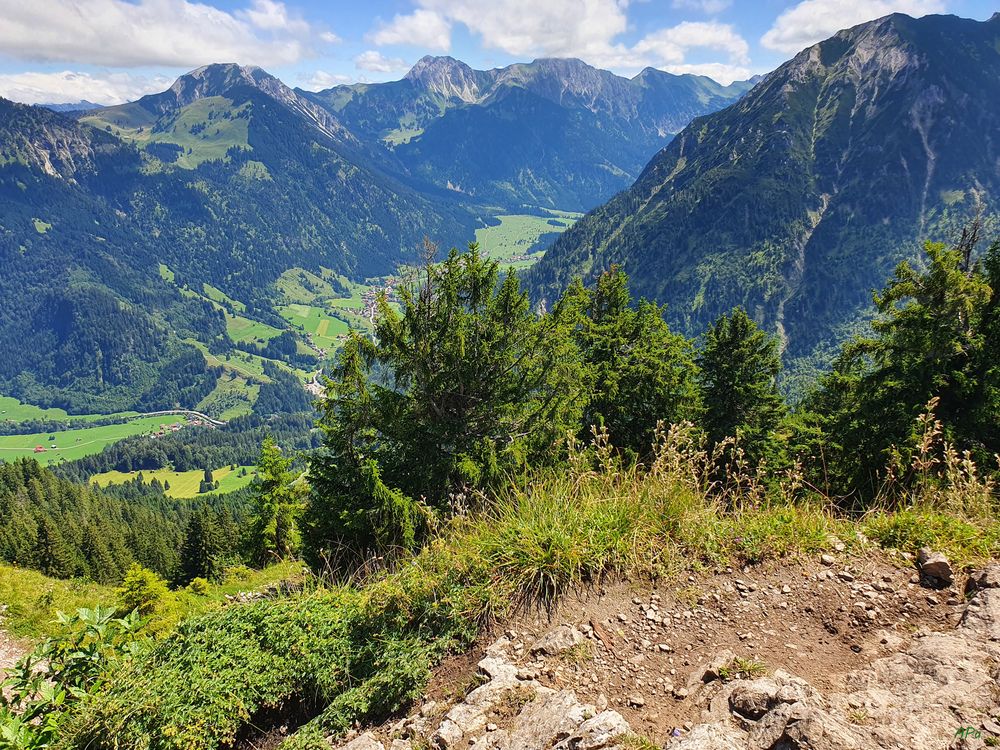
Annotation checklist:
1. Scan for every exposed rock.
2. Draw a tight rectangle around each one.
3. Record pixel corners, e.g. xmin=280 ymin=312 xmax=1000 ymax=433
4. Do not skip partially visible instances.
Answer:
xmin=960 ymin=588 xmax=1000 ymax=641
xmin=966 ymin=564 xmax=1000 ymax=594
xmin=342 ymin=734 xmax=385 ymax=750
xmin=491 ymin=690 xmax=595 ymax=749
xmin=553 ymin=710 xmax=631 ymax=750
xmin=530 ymin=625 xmax=584 ymax=656
xmin=728 ymin=678 xmax=780 ymax=719
xmin=663 ymin=724 xmax=744 ymax=749
xmin=748 ymin=703 xmax=863 ymax=749
xmin=687 ymin=649 xmax=736 ymax=690
xmin=918 ymin=547 xmax=954 ymax=586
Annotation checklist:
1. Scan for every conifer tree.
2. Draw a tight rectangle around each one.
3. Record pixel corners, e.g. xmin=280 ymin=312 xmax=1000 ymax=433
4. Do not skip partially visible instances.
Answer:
xmin=561 ymin=268 xmax=700 ymax=455
xmin=305 ymin=244 xmax=584 ymax=566
xmin=698 ymin=308 xmax=785 ymax=462
xmin=248 ymin=438 xmax=301 ymax=565
xmin=179 ymin=508 xmax=225 ymax=583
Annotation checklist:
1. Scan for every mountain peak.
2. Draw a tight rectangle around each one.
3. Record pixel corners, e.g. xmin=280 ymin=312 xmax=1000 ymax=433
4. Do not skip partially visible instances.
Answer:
xmin=165 ymin=63 xmax=278 ymax=105
xmin=405 ymin=56 xmax=484 ymax=101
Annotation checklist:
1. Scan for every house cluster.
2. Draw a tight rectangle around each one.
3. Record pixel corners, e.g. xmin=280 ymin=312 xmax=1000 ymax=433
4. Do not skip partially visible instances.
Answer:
xmin=150 ymin=422 xmax=185 ymax=439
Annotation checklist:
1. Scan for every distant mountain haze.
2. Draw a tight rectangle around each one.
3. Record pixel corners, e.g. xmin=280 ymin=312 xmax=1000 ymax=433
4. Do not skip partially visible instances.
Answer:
xmin=301 ymin=56 xmax=754 ymax=210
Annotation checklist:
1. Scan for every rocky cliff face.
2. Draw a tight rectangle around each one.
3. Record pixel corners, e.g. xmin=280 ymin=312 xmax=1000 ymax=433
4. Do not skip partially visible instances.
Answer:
xmin=530 ymin=12 xmax=1000 ymax=365
xmin=0 ymin=98 xmax=129 ymax=179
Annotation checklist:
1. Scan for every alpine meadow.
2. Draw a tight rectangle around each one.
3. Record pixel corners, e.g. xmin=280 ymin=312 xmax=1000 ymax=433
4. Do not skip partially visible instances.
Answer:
xmin=1 ymin=4 xmax=1000 ymax=750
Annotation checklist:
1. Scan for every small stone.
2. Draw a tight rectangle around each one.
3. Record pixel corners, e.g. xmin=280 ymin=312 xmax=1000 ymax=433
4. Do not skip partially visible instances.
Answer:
xmin=628 ymin=694 xmax=646 ymax=707
xmin=673 ymin=687 xmax=689 ymax=699
xmin=917 ymin=548 xmax=954 ymax=586
xmin=530 ymin=625 xmax=584 ymax=656
xmin=821 ymin=554 xmax=836 ymax=566
xmin=486 ymin=723 xmax=498 ymax=732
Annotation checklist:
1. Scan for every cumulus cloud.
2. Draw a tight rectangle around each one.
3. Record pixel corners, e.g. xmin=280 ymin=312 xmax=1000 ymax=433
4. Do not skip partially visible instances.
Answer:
xmin=369 ymin=9 xmax=452 ymax=51
xmin=633 ymin=21 xmax=749 ymax=66
xmin=761 ymin=0 xmax=946 ymax=54
xmin=416 ymin=0 xmax=629 ymax=59
xmin=366 ymin=0 xmax=752 ymax=81
xmin=0 ymin=70 xmax=170 ymax=105
xmin=661 ymin=62 xmax=752 ymax=83
xmin=354 ymin=50 xmax=409 ymax=74
xmin=671 ymin=0 xmax=732 ymax=13
xmin=0 ymin=0 xmax=334 ymax=68
xmin=297 ymin=70 xmax=353 ymax=90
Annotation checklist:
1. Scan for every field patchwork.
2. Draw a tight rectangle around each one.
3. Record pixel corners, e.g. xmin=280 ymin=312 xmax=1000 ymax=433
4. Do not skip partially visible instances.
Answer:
xmin=0 ymin=416 xmax=191 ymax=465
xmin=90 ymin=464 xmax=256 ymax=498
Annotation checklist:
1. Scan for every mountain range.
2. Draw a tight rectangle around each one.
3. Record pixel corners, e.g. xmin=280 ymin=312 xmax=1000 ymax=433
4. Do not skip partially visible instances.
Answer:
xmin=0 ymin=56 xmax=749 ymax=413
xmin=530 ymin=12 xmax=1000 ymax=375
xmin=302 ymin=56 xmax=754 ymax=210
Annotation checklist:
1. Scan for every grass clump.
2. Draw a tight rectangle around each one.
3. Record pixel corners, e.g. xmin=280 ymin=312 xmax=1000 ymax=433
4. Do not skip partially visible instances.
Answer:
xmin=719 ymin=657 xmax=768 ymax=682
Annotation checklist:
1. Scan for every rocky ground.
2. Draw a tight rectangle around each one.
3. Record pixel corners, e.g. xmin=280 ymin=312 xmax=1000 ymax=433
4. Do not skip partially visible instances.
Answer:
xmin=333 ymin=548 xmax=1000 ymax=750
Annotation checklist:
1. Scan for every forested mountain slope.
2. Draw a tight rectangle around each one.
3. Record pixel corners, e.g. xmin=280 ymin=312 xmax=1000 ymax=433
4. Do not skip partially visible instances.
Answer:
xmin=0 ymin=66 xmax=480 ymax=412
xmin=304 ymin=56 xmax=754 ymax=210
xmin=530 ymin=13 xmax=1000 ymax=368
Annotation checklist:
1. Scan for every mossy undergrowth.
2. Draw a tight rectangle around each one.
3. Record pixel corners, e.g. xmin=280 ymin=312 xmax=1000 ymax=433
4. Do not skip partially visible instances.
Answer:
xmin=57 ymin=444 xmax=998 ymax=750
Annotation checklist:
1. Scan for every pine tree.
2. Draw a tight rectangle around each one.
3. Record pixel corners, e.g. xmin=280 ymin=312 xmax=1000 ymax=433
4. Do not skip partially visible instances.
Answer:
xmin=179 ymin=508 xmax=224 ymax=584
xmin=305 ymin=244 xmax=584 ymax=566
xmin=248 ymin=438 xmax=301 ymax=566
xmin=802 ymin=230 xmax=999 ymax=499
xmin=34 ymin=516 xmax=78 ymax=578
xmin=561 ymin=268 xmax=700 ymax=456
xmin=698 ymin=308 xmax=785 ymax=463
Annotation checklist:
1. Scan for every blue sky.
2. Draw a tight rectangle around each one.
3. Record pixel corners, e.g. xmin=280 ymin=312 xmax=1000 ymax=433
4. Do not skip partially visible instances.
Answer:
xmin=0 ymin=0 xmax=994 ymax=104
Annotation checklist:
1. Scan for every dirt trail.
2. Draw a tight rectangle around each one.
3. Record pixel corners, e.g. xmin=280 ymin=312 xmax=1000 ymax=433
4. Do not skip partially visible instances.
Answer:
xmin=337 ymin=550 xmax=998 ymax=750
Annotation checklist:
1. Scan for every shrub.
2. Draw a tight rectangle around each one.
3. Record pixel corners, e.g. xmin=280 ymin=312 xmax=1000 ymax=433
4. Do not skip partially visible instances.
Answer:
xmin=116 ymin=564 xmax=170 ymax=617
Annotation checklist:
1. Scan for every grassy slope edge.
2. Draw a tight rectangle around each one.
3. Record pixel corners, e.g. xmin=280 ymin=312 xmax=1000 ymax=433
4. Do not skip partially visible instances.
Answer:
xmin=57 ymin=440 xmax=998 ymax=750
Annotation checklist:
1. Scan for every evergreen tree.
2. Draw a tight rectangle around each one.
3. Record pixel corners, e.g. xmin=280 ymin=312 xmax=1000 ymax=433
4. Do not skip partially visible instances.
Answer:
xmin=248 ymin=438 xmax=301 ymax=565
xmin=697 ymin=308 xmax=785 ymax=462
xmin=305 ymin=244 xmax=584 ymax=565
xmin=179 ymin=508 xmax=225 ymax=584
xmin=561 ymin=268 xmax=700 ymax=456
xmin=802 ymin=230 xmax=1000 ymax=500
xmin=33 ymin=516 xmax=78 ymax=578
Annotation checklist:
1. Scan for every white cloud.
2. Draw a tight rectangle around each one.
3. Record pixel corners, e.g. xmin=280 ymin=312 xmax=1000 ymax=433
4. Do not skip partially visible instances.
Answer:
xmin=369 ymin=1 xmax=751 ymax=82
xmin=241 ymin=0 xmax=306 ymax=33
xmin=0 ymin=70 xmax=170 ymax=105
xmin=370 ymin=9 xmax=452 ymax=51
xmin=354 ymin=50 xmax=409 ymax=74
xmin=633 ymin=21 xmax=749 ymax=66
xmin=761 ymin=0 xmax=946 ymax=54
xmin=671 ymin=0 xmax=732 ymax=13
xmin=0 ymin=0 xmax=334 ymax=68
xmin=661 ymin=62 xmax=752 ymax=83
xmin=416 ymin=0 xmax=629 ymax=59
xmin=297 ymin=70 xmax=353 ymax=90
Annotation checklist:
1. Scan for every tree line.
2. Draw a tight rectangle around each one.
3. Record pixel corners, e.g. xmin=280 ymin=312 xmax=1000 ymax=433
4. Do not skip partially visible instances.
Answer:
xmin=302 ymin=231 xmax=1000 ymax=565
xmin=0 ymin=460 xmax=244 ymax=583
